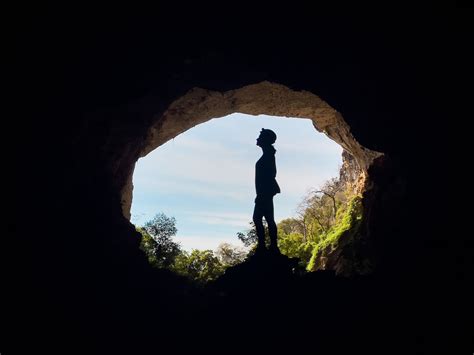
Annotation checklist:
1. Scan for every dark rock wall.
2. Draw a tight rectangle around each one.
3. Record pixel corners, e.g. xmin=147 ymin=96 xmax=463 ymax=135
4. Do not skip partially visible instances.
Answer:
xmin=11 ymin=5 xmax=464 ymax=353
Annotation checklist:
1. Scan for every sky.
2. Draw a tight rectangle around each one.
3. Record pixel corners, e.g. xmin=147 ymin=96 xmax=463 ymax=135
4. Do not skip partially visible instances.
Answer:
xmin=130 ymin=113 xmax=343 ymax=251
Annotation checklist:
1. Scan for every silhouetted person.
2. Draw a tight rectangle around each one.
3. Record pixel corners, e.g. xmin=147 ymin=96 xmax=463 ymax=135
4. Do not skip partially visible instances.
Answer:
xmin=253 ymin=128 xmax=281 ymax=254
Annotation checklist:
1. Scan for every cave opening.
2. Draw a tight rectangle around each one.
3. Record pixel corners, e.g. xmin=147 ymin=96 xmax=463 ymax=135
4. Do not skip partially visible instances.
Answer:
xmin=130 ymin=113 xmax=344 ymax=278
xmin=119 ymin=81 xmax=382 ymax=279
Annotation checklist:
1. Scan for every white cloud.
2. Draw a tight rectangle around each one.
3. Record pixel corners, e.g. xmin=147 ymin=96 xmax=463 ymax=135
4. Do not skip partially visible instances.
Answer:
xmin=185 ymin=211 xmax=250 ymax=228
xmin=133 ymin=175 xmax=253 ymax=202
xmin=136 ymin=144 xmax=253 ymax=188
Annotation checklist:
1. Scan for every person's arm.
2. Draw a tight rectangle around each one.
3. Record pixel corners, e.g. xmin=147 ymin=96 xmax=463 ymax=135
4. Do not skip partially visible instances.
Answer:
xmin=269 ymin=154 xmax=280 ymax=194
xmin=269 ymin=154 xmax=277 ymax=179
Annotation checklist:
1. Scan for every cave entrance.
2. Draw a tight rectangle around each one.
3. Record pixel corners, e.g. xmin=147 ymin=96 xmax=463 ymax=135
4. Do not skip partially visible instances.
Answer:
xmin=130 ymin=113 xmax=344 ymax=252
xmin=119 ymin=81 xmax=382 ymax=276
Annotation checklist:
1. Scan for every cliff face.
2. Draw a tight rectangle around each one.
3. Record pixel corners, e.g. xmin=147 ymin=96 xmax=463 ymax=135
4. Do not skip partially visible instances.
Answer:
xmin=309 ymin=148 xmax=407 ymax=275
xmin=339 ymin=150 xmax=365 ymax=194
xmin=309 ymin=150 xmax=367 ymax=275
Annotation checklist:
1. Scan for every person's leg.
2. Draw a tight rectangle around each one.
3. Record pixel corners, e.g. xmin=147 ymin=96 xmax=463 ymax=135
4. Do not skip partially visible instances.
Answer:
xmin=263 ymin=198 xmax=279 ymax=252
xmin=253 ymin=200 xmax=266 ymax=251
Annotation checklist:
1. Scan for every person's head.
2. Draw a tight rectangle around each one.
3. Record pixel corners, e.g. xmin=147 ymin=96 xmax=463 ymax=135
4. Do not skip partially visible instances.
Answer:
xmin=256 ymin=128 xmax=277 ymax=147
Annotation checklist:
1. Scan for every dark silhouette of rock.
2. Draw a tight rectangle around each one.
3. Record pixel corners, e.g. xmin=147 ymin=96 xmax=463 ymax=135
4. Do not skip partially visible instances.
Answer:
xmin=210 ymin=250 xmax=301 ymax=297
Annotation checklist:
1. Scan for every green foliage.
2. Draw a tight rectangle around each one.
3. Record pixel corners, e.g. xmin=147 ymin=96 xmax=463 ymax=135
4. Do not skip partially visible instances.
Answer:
xmin=138 ymin=213 xmax=249 ymax=284
xmin=237 ymin=221 xmax=271 ymax=249
xmin=144 ymin=213 xmax=177 ymax=241
xmin=275 ymin=177 xmax=364 ymax=272
xmin=139 ymin=213 xmax=181 ymax=269
xmin=278 ymin=218 xmax=305 ymax=235
xmin=215 ymin=243 xmax=247 ymax=267
xmin=137 ymin=227 xmax=159 ymax=266
xmin=172 ymin=249 xmax=225 ymax=284
xmin=277 ymin=232 xmax=314 ymax=266
xmin=307 ymin=196 xmax=363 ymax=271
xmin=137 ymin=178 xmax=364 ymax=281
xmin=237 ymin=221 xmax=262 ymax=247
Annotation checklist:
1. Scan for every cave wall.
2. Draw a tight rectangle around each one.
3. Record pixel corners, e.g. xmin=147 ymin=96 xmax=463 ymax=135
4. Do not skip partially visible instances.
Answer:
xmin=12 ymin=6 xmax=461 ymax=352
xmin=16 ymin=7 xmax=450 ymax=284
xmin=16 ymin=8 xmax=446 ymax=284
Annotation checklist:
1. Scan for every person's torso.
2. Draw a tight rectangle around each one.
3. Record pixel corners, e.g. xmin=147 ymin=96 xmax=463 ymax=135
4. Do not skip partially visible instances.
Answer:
xmin=255 ymin=152 xmax=280 ymax=196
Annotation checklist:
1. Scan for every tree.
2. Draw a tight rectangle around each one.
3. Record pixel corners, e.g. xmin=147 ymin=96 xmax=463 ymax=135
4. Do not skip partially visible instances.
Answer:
xmin=215 ymin=242 xmax=247 ymax=267
xmin=299 ymin=179 xmax=341 ymax=234
xmin=237 ymin=221 xmax=269 ymax=247
xmin=137 ymin=227 xmax=159 ymax=266
xmin=140 ymin=213 xmax=181 ymax=269
xmin=278 ymin=218 xmax=305 ymax=236
xmin=173 ymin=250 xmax=225 ymax=284
xmin=277 ymin=231 xmax=314 ymax=265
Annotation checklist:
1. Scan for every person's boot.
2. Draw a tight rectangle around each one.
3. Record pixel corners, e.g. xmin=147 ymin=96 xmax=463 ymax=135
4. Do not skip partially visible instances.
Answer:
xmin=268 ymin=243 xmax=281 ymax=255
xmin=255 ymin=243 xmax=266 ymax=256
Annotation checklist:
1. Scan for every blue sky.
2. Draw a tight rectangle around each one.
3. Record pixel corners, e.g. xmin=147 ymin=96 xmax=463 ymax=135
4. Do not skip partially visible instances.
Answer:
xmin=131 ymin=113 xmax=342 ymax=251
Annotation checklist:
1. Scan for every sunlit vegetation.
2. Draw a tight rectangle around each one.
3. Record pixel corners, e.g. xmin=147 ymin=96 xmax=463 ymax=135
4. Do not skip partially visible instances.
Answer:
xmin=137 ymin=176 xmax=363 ymax=283
xmin=137 ymin=214 xmax=246 ymax=284
xmin=307 ymin=195 xmax=363 ymax=271
xmin=253 ymin=178 xmax=363 ymax=270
